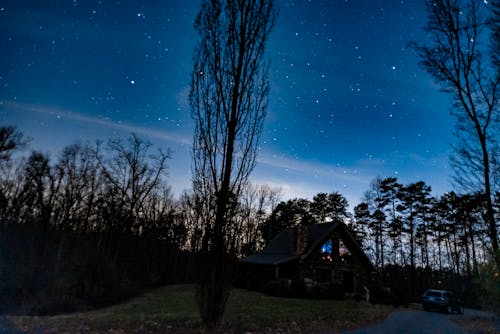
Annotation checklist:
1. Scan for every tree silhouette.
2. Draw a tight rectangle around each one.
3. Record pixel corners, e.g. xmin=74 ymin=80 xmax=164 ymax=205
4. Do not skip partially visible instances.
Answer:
xmin=364 ymin=178 xmax=388 ymax=268
xmin=311 ymin=192 xmax=349 ymax=223
xmin=379 ymin=177 xmax=403 ymax=265
xmin=0 ymin=126 xmax=27 ymax=225
xmin=189 ymin=0 xmax=277 ymax=329
xmin=52 ymin=143 xmax=99 ymax=231
xmin=260 ymin=198 xmax=313 ymax=244
xmin=352 ymin=202 xmax=370 ymax=247
xmin=412 ymin=0 xmax=500 ymax=256
xmin=0 ymin=126 xmax=27 ymax=162
xmin=233 ymin=183 xmax=281 ymax=255
xmin=96 ymin=133 xmax=170 ymax=235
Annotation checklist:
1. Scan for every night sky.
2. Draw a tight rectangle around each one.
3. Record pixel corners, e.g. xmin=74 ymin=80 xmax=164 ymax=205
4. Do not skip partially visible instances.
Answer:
xmin=1 ymin=0 xmax=463 ymax=208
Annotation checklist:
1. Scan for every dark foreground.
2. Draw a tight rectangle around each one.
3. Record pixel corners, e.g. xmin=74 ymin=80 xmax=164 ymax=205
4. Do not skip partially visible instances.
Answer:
xmin=0 ymin=284 xmax=497 ymax=334
xmin=0 ymin=285 xmax=391 ymax=333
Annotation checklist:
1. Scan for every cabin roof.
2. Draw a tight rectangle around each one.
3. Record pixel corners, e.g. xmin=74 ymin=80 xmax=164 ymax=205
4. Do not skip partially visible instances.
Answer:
xmin=241 ymin=221 xmax=373 ymax=271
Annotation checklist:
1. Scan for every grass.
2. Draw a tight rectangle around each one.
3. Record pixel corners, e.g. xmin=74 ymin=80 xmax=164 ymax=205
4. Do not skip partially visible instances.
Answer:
xmin=4 ymin=285 xmax=393 ymax=333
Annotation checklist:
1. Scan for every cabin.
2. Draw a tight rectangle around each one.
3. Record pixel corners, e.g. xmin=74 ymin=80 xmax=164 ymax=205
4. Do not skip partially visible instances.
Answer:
xmin=240 ymin=221 xmax=374 ymax=293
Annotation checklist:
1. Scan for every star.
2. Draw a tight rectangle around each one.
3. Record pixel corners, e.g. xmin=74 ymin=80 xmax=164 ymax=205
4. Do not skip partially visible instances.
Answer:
xmin=1 ymin=0 xmax=456 ymax=209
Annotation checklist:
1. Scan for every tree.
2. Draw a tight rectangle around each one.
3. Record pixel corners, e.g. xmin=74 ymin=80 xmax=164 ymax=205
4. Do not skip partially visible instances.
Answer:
xmin=379 ymin=177 xmax=403 ymax=265
xmin=52 ymin=142 xmax=99 ymax=232
xmin=397 ymin=182 xmax=432 ymax=269
xmin=0 ymin=126 xmax=27 ymax=224
xmin=96 ymin=133 xmax=170 ymax=234
xmin=433 ymin=194 xmax=453 ymax=271
xmin=413 ymin=0 xmax=500 ymax=255
xmin=0 ymin=126 xmax=27 ymax=162
xmin=490 ymin=0 xmax=500 ymax=197
xmin=396 ymin=181 xmax=432 ymax=296
xmin=189 ymin=0 xmax=277 ymax=329
xmin=21 ymin=151 xmax=58 ymax=226
xmin=311 ymin=192 xmax=349 ymax=223
xmin=364 ymin=178 xmax=388 ymax=268
xmin=260 ymin=198 xmax=313 ymax=244
xmin=353 ymin=202 xmax=371 ymax=247
xmin=236 ymin=183 xmax=281 ymax=255
xmin=491 ymin=0 xmax=500 ymax=68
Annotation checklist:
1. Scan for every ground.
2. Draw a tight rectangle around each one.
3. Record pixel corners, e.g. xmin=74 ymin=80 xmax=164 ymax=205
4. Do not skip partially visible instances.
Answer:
xmin=339 ymin=304 xmax=499 ymax=334
xmin=452 ymin=308 xmax=500 ymax=334
xmin=1 ymin=285 xmax=498 ymax=333
xmin=0 ymin=284 xmax=391 ymax=333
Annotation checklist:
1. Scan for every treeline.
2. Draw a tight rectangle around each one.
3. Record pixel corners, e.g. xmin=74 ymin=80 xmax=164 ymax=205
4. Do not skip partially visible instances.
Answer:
xmin=0 ymin=127 xmax=282 ymax=314
xmin=351 ymin=178 xmax=500 ymax=305
xmin=258 ymin=177 xmax=499 ymax=279
xmin=254 ymin=179 xmax=499 ymax=305
xmin=1 ymin=126 xmax=498 ymax=311
xmin=0 ymin=129 xmax=188 ymax=314
xmin=353 ymin=177 xmax=499 ymax=277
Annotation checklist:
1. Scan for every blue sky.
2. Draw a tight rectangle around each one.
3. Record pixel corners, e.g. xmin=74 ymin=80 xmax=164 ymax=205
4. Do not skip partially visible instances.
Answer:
xmin=1 ymin=0 xmax=465 ymax=208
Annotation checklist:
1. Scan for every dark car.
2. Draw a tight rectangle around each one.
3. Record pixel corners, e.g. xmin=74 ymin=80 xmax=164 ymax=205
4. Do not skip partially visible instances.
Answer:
xmin=422 ymin=289 xmax=463 ymax=314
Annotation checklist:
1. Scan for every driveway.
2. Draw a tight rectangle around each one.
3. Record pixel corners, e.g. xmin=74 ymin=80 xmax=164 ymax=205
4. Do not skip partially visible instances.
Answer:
xmin=340 ymin=308 xmax=498 ymax=334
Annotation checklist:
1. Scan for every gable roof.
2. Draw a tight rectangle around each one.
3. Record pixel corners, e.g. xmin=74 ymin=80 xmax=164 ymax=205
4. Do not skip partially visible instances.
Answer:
xmin=241 ymin=220 xmax=373 ymax=271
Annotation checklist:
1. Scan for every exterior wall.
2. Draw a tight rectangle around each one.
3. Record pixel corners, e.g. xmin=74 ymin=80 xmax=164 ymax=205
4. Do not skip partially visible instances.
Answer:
xmin=297 ymin=230 xmax=372 ymax=293
xmin=241 ymin=223 xmax=373 ymax=294
xmin=276 ymin=261 xmax=301 ymax=280
xmin=241 ymin=261 xmax=301 ymax=282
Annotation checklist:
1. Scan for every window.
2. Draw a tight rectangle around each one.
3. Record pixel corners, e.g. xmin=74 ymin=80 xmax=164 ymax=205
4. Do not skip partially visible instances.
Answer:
xmin=319 ymin=238 xmax=352 ymax=264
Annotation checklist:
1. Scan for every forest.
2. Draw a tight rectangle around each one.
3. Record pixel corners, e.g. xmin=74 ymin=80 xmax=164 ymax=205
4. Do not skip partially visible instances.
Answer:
xmin=0 ymin=126 xmax=498 ymax=315
xmin=1 ymin=0 xmax=499 ymax=332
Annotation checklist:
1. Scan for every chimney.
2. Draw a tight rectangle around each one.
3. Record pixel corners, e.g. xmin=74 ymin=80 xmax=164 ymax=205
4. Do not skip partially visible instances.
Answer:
xmin=291 ymin=225 xmax=307 ymax=255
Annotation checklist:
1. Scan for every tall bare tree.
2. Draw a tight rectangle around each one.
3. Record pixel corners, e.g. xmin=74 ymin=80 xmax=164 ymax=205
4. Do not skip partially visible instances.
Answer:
xmin=413 ymin=0 xmax=500 ymax=255
xmin=491 ymin=0 xmax=500 ymax=194
xmin=189 ymin=0 xmax=276 ymax=329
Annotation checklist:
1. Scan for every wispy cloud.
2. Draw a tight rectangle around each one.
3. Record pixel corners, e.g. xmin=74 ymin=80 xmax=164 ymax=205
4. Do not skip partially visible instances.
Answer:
xmin=251 ymin=178 xmax=325 ymax=199
xmin=2 ymin=101 xmax=192 ymax=146
xmin=251 ymin=173 xmax=368 ymax=208
xmin=252 ymin=151 xmax=379 ymax=207
xmin=256 ymin=150 xmax=372 ymax=186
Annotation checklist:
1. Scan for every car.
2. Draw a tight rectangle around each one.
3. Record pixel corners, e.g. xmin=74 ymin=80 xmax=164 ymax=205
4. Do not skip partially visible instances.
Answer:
xmin=422 ymin=289 xmax=463 ymax=314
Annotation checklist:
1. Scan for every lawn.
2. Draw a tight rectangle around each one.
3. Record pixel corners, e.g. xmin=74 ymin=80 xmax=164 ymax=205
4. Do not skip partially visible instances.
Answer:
xmin=4 ymin=285 xmax=393 ymax=333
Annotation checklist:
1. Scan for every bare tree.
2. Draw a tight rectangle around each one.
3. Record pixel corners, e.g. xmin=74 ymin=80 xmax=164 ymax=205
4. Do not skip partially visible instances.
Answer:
xmin=0 ymin=126 xmax=28 ymax=225
xmin=96 ymin=133 xmax=170 ymax=234
xmin=412 ymin=0 xmax=500 ymax=255
xmin=0 ymin=126 xmax=27 ymax=162
xmin=52 ymin=142 xmax=100 ymax=231
xmin=491 ymin=0 xmax=500 ymax=194
xmin=189 ymin=0 xmax=277 ymax=329
xmin=229 ymin=183 xmax=281 ymax=255
xmin=21 ymin=151 xmax=58 ymax=226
